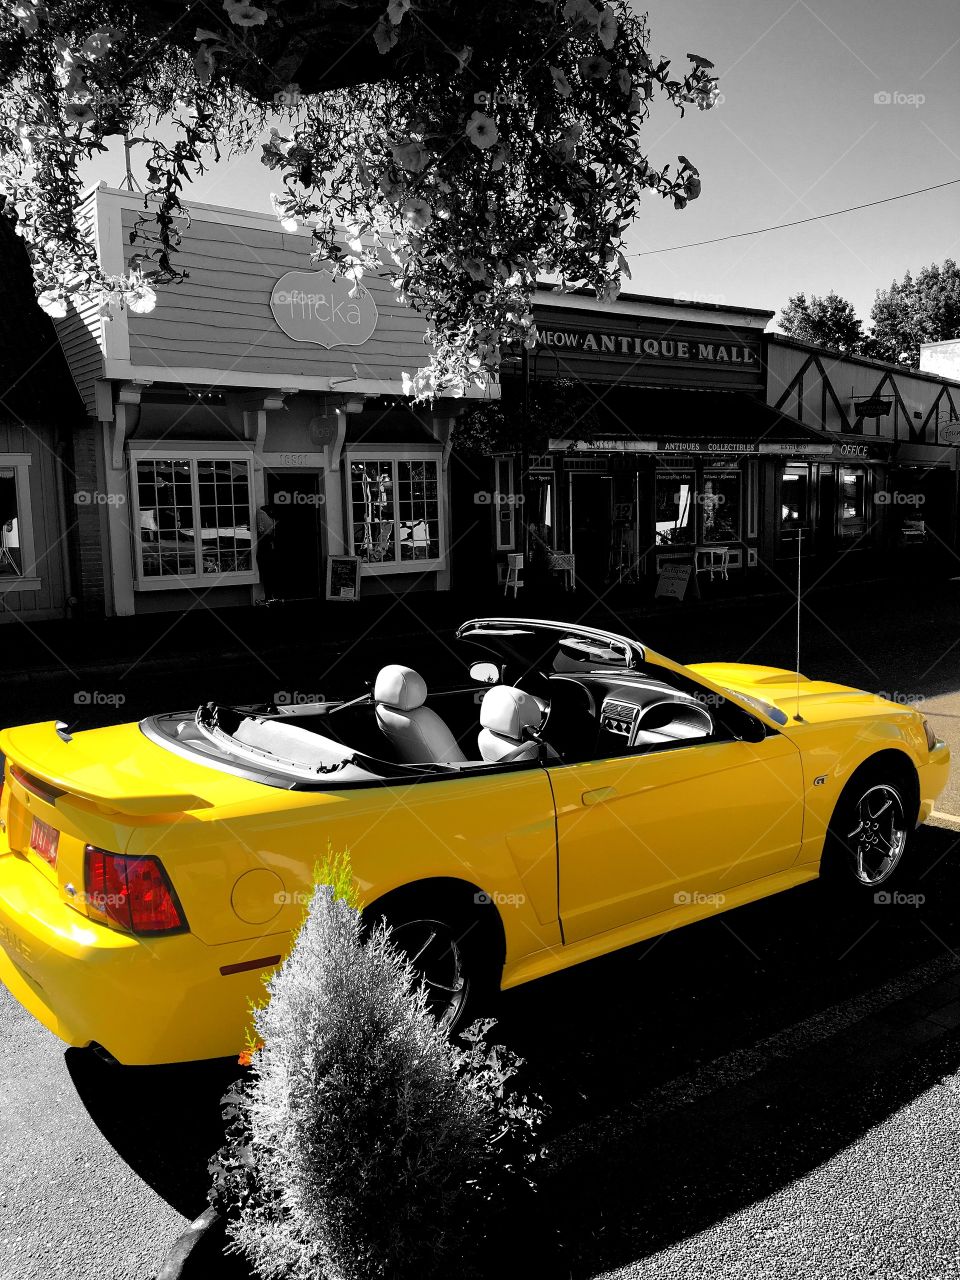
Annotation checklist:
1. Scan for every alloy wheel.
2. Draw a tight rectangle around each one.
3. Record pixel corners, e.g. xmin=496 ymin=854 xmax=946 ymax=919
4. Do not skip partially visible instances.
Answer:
xmin=846 ymin=783 xmax=907 ymax=886
xmin=388 ymin=917 xmax=469 ymax=1028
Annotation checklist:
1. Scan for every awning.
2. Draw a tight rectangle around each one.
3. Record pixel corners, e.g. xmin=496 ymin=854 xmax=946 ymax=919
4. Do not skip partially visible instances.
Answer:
xmin=548 ymin=390 xmax=838 ymax=457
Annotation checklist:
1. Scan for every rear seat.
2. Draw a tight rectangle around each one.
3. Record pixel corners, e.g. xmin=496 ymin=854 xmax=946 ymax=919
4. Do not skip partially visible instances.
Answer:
xmin=233 ymin=716 xmax=352 ymax=771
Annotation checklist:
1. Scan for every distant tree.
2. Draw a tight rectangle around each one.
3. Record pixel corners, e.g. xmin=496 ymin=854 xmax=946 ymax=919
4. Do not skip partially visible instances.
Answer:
xmin=868 ymin=260 xmax=960 ymax=367
xmin=777 ymin=290 xmax=864 ymax=353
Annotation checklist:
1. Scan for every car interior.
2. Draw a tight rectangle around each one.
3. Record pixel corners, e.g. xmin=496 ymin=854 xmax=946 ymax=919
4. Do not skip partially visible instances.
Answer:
xmin=181 ymin=647 xmax=759 ymax=782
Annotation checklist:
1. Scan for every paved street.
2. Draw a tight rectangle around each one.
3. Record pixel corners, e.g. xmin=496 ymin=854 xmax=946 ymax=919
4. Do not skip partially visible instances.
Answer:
xmin=1 ymin=577 xmax=960 ymax=1279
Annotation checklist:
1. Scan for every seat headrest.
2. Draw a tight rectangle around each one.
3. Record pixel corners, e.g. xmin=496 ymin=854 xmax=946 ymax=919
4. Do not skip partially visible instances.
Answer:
xmin=480 ymin=685 xmax=541 ymax=740
xmin=374 ymin=665 xmax=427 ymax=711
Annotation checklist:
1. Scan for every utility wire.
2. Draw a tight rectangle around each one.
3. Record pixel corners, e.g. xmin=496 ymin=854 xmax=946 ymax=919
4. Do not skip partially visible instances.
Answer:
xmin=629 ymin=177 xmax=960 ymax=258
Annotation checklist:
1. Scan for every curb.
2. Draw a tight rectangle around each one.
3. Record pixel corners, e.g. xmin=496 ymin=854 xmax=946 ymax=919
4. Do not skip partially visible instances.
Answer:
xmin=928 ymin=810 xmax=960 ymax=833
xmin=153 ymin=1207 xmax=249 ymax=1280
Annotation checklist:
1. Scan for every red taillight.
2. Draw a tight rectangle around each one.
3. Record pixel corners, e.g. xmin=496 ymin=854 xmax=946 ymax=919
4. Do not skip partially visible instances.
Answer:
xmin=84 ymin=846 xmax=187 ymax=935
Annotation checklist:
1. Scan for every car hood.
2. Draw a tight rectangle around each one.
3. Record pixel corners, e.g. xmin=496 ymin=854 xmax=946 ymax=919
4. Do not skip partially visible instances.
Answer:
xmin=686 ymin=662 xmax=909 ymax=727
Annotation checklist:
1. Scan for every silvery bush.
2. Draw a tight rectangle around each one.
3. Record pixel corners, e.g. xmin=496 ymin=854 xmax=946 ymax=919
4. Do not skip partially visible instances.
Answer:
xmin=210 ymin=884 xmax=542 ymax=1279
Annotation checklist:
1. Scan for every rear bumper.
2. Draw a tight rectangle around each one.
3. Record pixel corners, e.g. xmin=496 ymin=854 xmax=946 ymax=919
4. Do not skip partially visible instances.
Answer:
xmin=0 ymin=840 xmax=285 ymax=1065
xmin=918 ymin=741 xmax=951 ymax=824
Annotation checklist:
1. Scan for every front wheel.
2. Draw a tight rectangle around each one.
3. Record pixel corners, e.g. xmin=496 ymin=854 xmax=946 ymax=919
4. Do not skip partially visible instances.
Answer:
xmin=821 ymin=767 xmax=915 ymax=889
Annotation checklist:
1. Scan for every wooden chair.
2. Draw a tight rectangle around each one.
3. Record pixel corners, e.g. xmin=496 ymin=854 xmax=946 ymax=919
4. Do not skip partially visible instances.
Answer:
xmin=503 ymin=553 xmax=524 ymax=598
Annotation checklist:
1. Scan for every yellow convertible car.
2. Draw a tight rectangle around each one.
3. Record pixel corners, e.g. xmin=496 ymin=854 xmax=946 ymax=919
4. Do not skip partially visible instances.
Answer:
xmin=0 ymin=618 xmax=949 ymax=1065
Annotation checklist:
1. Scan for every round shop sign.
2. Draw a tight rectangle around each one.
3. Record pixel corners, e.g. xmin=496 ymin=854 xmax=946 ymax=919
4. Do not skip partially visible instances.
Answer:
xmin=270 ymin=269 xmax=378 ymax=349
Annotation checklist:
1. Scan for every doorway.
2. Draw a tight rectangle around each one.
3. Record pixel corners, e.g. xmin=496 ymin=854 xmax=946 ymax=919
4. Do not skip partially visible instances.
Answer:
xmin=263 ymin=469 xmax=324 ymax=601
xmin=569 ymin=473 xmax=613 ymax=589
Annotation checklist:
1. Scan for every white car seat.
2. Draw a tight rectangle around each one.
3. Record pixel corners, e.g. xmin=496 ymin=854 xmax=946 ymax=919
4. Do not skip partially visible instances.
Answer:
xmin=478 ymin=685 xmax=542 ymax=763
xmin=374 ymin=665 xmax=466 ymax=765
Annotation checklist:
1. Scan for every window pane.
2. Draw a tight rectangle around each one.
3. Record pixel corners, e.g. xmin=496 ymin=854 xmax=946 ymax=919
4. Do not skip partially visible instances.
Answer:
xmin=136 ymin=457 xmax=194 ymax=578
xmin=837 ymin=465 xmax=867 ymax=538
xmin=780 ymin=465 xmax=809 ymax=534
xmin=201 ymin=459 xmax=252 ymax=574
xmin=0 ymin=467 xmax=22 ymax=576
xmin=398 ymin=459 xmax=440 ymax=561
xmin=702 ymin=471 xmax=741 ymax=544
xmin=351 ymin=460 xmax=395 ymax=562
xmin=655 ymin=470 xmax=695 ymax=546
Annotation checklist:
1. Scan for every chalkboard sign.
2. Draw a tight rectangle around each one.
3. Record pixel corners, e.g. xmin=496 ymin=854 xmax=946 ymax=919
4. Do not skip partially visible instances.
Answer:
xmin=326 ymin=555 xmax=361 ymax=601
xmin=655 ymin=562 xmax=692 ymax=601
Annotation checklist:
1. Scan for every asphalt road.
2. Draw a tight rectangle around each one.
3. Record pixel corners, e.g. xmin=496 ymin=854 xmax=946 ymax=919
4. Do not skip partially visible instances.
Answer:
xmin=2 ymin=580 xmax=960 ymax=1279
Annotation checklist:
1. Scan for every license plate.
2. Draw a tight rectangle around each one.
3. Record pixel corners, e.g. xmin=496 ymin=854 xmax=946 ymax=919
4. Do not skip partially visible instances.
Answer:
xmin=29 ymin=817 xmax=59 ymax=868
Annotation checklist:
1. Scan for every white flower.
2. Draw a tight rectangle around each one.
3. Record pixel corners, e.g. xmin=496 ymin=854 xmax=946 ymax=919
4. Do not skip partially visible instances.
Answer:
xmin=222 ymin=0 xmax=268 ymax=28
xmin=391 ymin=140 xmax=428 ymax=173
xmin=579 ymin=54 xmax=611 ymax=81
xmin=64 ymin=99 xmax=96 ymax=125
xmin=387 ymin=0 xmax=411 ymax=23
xmin=127 ymin=282 xmax=157 ymax=315
xmin=598 ymin=5 xmax=618 ymax=49
xmin=194 ymin=43 xmax=215 ymax=86
xmin=401 ymin=197 xmax=433 ymax=229
xmin=373 ymin=17 xmax=399 ymax=54
xmin=80 ymin=28 xmax=118 ymax=60
xmin=38 ymin=290 xmax=67 ymax=318
xmin=465 ymin=111 xmax=498 ymax=150
xmin=562 ymin=0 xmax=600 ymax=28
xmin=550 ymin=66 xmax=572 ymax=97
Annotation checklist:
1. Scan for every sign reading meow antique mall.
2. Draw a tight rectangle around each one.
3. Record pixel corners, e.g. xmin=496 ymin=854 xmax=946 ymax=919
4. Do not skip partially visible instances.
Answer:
xmin=536 ymin=326 xmax=759 ymax=366
xmin=271 ymin=269 xmax=379 ymax=349
xmin=529 ymin=308 xmax=765 ymax=392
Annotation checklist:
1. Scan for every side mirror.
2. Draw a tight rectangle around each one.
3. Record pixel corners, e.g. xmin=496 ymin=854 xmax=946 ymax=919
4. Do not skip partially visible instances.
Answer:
xmin=469 ymin=661 xmax=500 ymax=686
xmin=725 ymin=704 xmax=767 ymax=743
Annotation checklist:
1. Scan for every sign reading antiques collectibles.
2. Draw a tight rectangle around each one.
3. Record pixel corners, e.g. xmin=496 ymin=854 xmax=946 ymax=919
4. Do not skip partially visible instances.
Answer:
xmin=271 ymin=270 xmax=379 ymax=349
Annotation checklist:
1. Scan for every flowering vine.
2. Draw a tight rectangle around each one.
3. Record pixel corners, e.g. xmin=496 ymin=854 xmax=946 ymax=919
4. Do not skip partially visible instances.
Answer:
xmin=0 ymin=1 xmax=718 ymax=396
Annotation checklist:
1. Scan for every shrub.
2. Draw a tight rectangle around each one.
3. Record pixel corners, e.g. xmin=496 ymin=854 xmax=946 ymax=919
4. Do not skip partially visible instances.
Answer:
xmin=210 ymin=881 xmax=542 ymax=1280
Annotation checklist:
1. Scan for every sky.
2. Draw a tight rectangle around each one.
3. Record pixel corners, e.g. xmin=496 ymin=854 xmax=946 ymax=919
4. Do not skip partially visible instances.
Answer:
xmin=82 ymin=0 xmax=960 ymax=330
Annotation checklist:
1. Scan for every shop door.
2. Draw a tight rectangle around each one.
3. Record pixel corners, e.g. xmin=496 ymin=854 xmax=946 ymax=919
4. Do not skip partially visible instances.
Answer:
xmin=570 ymin=473 xmax=613 ymax=588
xmin=263 ymin=470 xmax=324 ymax=601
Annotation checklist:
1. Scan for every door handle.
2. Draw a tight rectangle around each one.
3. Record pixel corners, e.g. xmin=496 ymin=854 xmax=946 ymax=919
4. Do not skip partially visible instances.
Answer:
xmin=582 ymin=786 xmax=617 ymax=806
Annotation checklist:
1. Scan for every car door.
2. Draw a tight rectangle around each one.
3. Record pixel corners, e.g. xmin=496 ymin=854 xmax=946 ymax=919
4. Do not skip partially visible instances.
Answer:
xmin=550 ymin=718 xmax=804 ymax=945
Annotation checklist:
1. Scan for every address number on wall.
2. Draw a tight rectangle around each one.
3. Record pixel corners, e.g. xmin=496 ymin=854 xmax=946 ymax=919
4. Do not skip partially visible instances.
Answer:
xmin=279 ymin=452 xmax=309 ymax=466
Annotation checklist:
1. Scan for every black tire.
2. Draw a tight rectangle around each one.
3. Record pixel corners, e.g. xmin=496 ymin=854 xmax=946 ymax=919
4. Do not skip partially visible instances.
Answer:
xmin=363 ymin=893 xmax=496 ymax=1034
xmin=820 ymin=758 xmax=918 ymax=893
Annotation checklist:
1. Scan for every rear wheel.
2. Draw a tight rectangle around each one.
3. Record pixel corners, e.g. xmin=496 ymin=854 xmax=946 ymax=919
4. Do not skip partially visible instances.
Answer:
xmin=821 ymin=762 xmax=916 ymax=890
xmin=364 ymin=897 xmax=494 ymax=1032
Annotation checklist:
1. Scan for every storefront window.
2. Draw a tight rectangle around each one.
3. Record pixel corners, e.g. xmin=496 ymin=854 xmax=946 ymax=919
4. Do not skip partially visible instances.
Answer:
xmin=349 ymin=456 xmax=442 ymax=567
xmin=526 ymin=473 xmax=555 ymax=556
xmin=779 ymin=463 xmax=811 ymax=540
xmin=655 ymin=469 xmax=695 ymax=546
xmin=134 ymin=455 xmax=253 ymax=583
xmin=494 ymin=456 xmax=515 ymax=551
xmin=702 ymin=470 xmax=741 ymax=544
xmin=837 ymin=465 xmax=867 ymax=539
xmin=0 ymin=466 xmax=23 ymax=575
